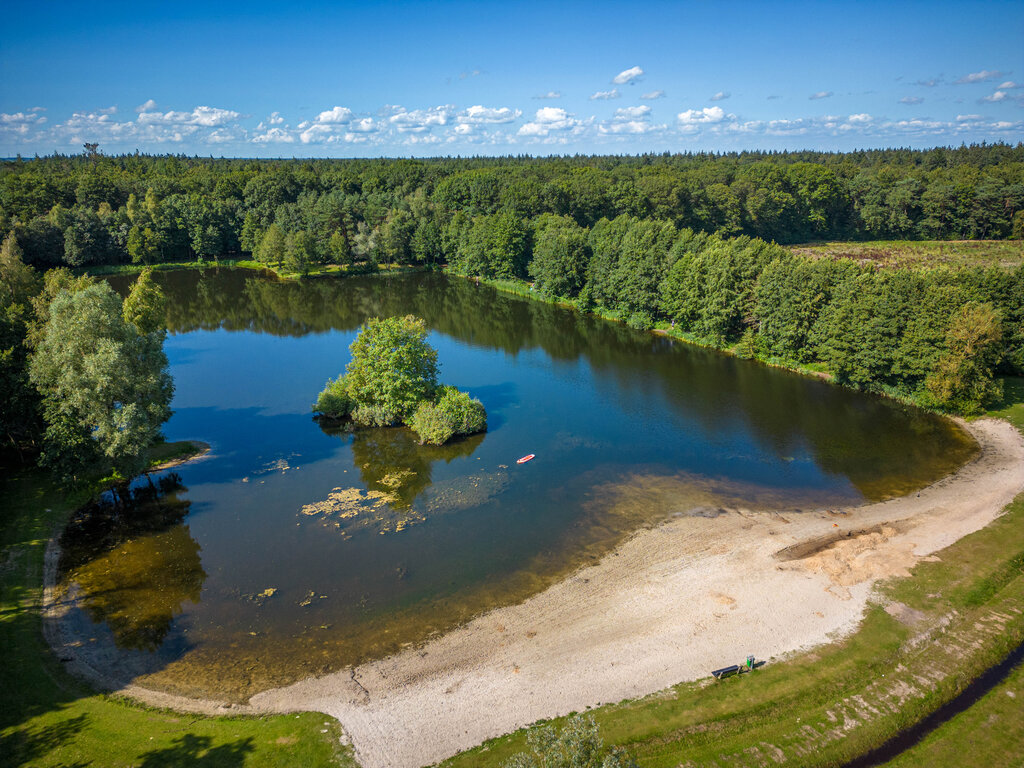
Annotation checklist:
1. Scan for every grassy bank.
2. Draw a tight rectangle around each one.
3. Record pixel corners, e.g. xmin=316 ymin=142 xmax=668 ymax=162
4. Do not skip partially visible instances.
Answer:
xmin=82 ymin=259 xmax=429 ymax=282
xmin=0 ymin=449 xmax=355 ymax=768
xmin=787 ymin=239 xmax=1024 ymax=269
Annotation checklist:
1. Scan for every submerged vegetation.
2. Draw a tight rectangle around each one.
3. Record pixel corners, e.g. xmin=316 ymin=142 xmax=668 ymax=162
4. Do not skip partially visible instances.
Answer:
xmin=314 ymin=314 xmax=486 ymax=444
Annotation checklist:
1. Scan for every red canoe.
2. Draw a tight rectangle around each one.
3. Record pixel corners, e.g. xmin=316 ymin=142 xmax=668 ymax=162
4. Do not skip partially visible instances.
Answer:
xmin=516 ymin=454 xmax=535 ymax=464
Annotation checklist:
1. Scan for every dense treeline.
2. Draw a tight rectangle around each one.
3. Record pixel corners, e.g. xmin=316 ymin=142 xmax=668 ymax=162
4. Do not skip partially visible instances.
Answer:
xmin=1 ymin=144 xmax=1022 ymax=274
xmin=1 ymin=146 xmax=1022 ymax=453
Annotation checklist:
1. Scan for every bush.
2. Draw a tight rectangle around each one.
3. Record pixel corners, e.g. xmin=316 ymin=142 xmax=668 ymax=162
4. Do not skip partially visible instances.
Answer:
xmin=351 ymin=402 xmax=401 ymax=427
xmin=408 ymin=401 xmax=455 ymax=445
xmin=409 ymin=387 xmax=487 ymax=445
xmin=313 ymin=376 xmax=353 ymax=418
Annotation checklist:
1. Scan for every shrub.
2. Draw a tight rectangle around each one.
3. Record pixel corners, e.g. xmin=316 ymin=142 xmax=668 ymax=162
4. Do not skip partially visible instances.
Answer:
xmin=408 ymin=401 xmax=455 ymax=445
xmin=313 ymin=376 xmax=353 ymax=418
xmin=351 ymin=403 xmax=401 ymax=427
xmin=409 ymin=387 xmax=487 ymax=445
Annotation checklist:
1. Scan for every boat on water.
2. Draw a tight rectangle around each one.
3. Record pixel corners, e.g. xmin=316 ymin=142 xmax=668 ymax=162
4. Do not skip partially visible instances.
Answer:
xmin=516 ymin=454 xmax=535 ymax=464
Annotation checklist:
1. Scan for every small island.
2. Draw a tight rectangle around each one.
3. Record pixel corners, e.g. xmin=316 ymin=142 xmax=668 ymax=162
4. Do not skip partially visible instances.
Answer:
xmin=313 ymin=314 xmax=486 ymax=445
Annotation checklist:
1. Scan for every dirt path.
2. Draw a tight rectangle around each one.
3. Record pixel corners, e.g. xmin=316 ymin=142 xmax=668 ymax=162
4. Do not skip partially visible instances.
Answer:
xmin=44 ymin=420 xmax=1024 ymax=768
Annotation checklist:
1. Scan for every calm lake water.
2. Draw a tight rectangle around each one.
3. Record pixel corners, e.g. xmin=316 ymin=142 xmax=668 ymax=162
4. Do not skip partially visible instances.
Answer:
xmin=57 ymin=268 xmax=976 ymax=700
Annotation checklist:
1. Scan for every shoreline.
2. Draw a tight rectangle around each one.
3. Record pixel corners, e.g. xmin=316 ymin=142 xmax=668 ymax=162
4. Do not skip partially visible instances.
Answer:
xmin=42 ymin=418 xmax=1024 ymax=767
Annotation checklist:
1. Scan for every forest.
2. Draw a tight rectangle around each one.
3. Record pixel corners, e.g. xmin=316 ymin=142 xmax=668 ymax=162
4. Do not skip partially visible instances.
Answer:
xmin=1 ymin=145 xmax=1023 ymax=467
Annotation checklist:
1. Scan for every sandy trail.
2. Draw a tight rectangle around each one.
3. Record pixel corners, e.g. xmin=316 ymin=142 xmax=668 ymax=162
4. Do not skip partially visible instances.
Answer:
xmin=45 ymin=419 xmax=1024 ymax=768
xmin=245 ymin=419 xmax=1024 ymax=768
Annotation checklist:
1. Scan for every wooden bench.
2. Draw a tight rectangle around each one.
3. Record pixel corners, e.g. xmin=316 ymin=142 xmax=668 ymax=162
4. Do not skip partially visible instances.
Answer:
xmin=711 ymin=664 xmax=740 ymax=680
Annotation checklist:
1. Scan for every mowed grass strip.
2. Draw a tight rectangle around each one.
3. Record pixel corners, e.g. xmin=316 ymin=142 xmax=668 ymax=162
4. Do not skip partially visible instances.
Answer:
xmin=787 ymin=240 xmax=1024 ymax=270
xmin=0 ymin=463 xmax=356 ymax=768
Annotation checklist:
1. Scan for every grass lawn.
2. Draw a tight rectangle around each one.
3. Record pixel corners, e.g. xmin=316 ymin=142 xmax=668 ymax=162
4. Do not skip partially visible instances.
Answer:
xmin=787 ymin=240 xmax=1024 ymax=270
xmin=0 ymin=458 xmax=356 ymax=768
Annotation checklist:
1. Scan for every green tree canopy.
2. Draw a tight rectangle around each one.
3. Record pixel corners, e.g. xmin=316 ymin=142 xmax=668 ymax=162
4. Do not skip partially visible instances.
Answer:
xmin=29 ymin=282 xmax=174 ymax=479
xmin=341 ymin=315 xmax=438 ymax=424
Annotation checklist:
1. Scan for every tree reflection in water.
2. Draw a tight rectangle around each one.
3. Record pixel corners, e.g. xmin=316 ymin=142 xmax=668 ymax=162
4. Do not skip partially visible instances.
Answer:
xmin=58 ymin=474 xmax=206 ymax=651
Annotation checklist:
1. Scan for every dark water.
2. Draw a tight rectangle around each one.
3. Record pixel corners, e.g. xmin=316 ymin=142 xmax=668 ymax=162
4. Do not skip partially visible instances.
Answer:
xmin=56 ymin=268 xmax=976 ymax=701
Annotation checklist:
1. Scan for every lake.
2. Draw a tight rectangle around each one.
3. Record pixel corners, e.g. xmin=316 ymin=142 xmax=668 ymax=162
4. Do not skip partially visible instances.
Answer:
xmin=55 ymin=268 xmax=976 ymax=701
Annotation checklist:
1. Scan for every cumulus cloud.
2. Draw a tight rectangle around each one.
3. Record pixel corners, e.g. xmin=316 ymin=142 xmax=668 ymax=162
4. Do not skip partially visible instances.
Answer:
xmin=314 ymin=106 xmax=353 ymax=124
xmin=135 ymin=99 xmax=157 ymax=112
xmin=137 ymin=105 xmax=241 ymax=127
xmin=957 ymin=114 xmax=983 ymax=121
xmin=955 ymin=69 xmax=1005 ymax=84
xmin=998 ymin=81 xmax=1020 ymax=89
xmin=809 ymin=91 xmax=833 ymax=100
xmin=677 ymin=106 xmax=725 ymax=124
xmin=457 ymin=105 xmax=522 ymax=124
xmin=612 ymin=66 xmax=644 ymax=85
xmin=267 ymin=111 xmax=284 ymax=125
xmin=981 ymin=91 xmax=1008 ymax=103
xmin=388 ymin=105 xmax=453 ymax=133
xmin=899 ymin=96 xmax=924 ymax=105
xmin=614 ymin=105 xmax=651 ymax=119
xmin=709 ymin=91 xmax=730 ymax=102
xmin=518 ymin=107 xmax=586 ymax=137
xmin=0 ymin=111 xmax=49 ymax=137
xmin=533 ymin=91 xmax=561 ymax=99
xmin=590 ymin=89 xmax=620 ymax=100
xmin=640 ymin=90 xmax=665 ymax=100
xmin=252 ymin=127 xmax=295 ymax=144
xmin=915 ymin=77 xmax=942 ymax=87
xmin=846 ymin=113 xmax=873 ymax=125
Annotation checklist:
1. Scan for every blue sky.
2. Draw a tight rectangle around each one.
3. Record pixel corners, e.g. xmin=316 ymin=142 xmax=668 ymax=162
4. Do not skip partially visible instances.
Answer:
xmin=2 ymin=0 xmax=1022 ymax=157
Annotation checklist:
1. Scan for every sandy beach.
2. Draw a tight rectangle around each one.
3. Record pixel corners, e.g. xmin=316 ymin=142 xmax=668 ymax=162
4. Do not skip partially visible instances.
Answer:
xmin=45 ymin=418 xmax=1024 ymax=768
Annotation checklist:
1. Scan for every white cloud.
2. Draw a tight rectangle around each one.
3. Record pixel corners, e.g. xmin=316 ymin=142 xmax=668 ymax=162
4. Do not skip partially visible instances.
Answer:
xmin=388 ymin=105 xmax=453 ymax=133
xmin=677 ymin=106 xmax=725 ymax=124
xmin=135 ymin=99 xmax=157 ymax=113
xmin=137 ymin=105 xmax=240 ymax=127
xmin=267 ymin=111 xmax=284 ymax=125
xmin=348 ymin=117 xmax=379 ymax=133
xmin=809 ymin=91 xmax=833 ymax=100
xmin=956 ymin=114 xmax=983 ymax=121
xmin=457 ymin=105 xmax=522 ymax=124
xmin=533 ymin=91 xmax=561 ymax=99
xmin=847 ymin=113 xmax=873 ymax=125
xmin=899 ymin=96 xmax=924 ymax=105
xmin=614 ymin=105 xmax=651 ymax=119
xmin=612 ymin=66 xmax=644 ymax=85
xmin=640 ymin=90 xmax=665 ymax=100
xmin=315 ymin=106 xmax=353 ymax=124
xmin=709 ymin=91 xmax=730 ymax=102
xmin=99 ymin=105 xmax=118 ymax=115
xmin=518 ymin=107 xmax=586 ymax=137
xmin=915 ymin=77 xmax=942 ymax=87
xmin=955 ymin=69 xmax=1005 ymax=84
xmin=982 ymin=91 xmax=1008 ymax=103
xmin=0 ymin=111 xmax=48 ymax=137
xmin=590 ymin=89 xmax=620 ymax=100
xmin=252 ymin=127 xmax=295 ymax=144
xmin=998 ymin=81 xmax=1020 ymax=89
xmin=599 ymin=120 xmax=663 ymax=135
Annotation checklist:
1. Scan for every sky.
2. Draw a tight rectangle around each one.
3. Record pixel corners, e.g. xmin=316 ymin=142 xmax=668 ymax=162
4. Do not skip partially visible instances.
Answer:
xmin=1 ymin=0 xmax=1022 ymax=157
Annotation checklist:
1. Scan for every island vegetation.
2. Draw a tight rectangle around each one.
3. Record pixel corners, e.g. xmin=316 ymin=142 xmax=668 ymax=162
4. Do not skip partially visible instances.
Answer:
xmin=314 ymin=314 xmax=486 ymax=445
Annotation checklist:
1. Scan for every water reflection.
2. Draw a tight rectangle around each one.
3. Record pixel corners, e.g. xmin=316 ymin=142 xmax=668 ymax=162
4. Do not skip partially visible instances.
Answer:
xmin=58 ymin=475 xmax=206 ymax=651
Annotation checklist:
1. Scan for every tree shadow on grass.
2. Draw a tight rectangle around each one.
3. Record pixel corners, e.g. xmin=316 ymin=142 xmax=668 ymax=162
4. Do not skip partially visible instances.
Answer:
xmin=0 ymin=713 xmax=91 ymax=767
xmin=136 ymin=734 xmax=254 ymax=768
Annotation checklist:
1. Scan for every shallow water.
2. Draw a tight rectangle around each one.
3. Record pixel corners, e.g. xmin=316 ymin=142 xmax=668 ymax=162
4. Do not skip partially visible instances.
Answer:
xmin=56 ymin=269 xmax=977 ymax=700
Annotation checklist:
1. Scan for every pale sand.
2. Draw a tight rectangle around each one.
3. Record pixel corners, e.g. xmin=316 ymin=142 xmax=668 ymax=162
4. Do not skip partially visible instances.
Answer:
xmin=44 ymin=419 xmax=1024 ymax=768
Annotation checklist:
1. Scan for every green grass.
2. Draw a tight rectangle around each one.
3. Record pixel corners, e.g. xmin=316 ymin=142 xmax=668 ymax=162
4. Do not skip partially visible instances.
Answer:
xmin=787 ymin=240 xmax=1024 ymax=270
xmin=884 ymin=654 xmax=1024 ymax=768
xmin=0 ymin=464 xmax=356 ymax=768
xmin=83 ymin=259 xmax=429 ymax=282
